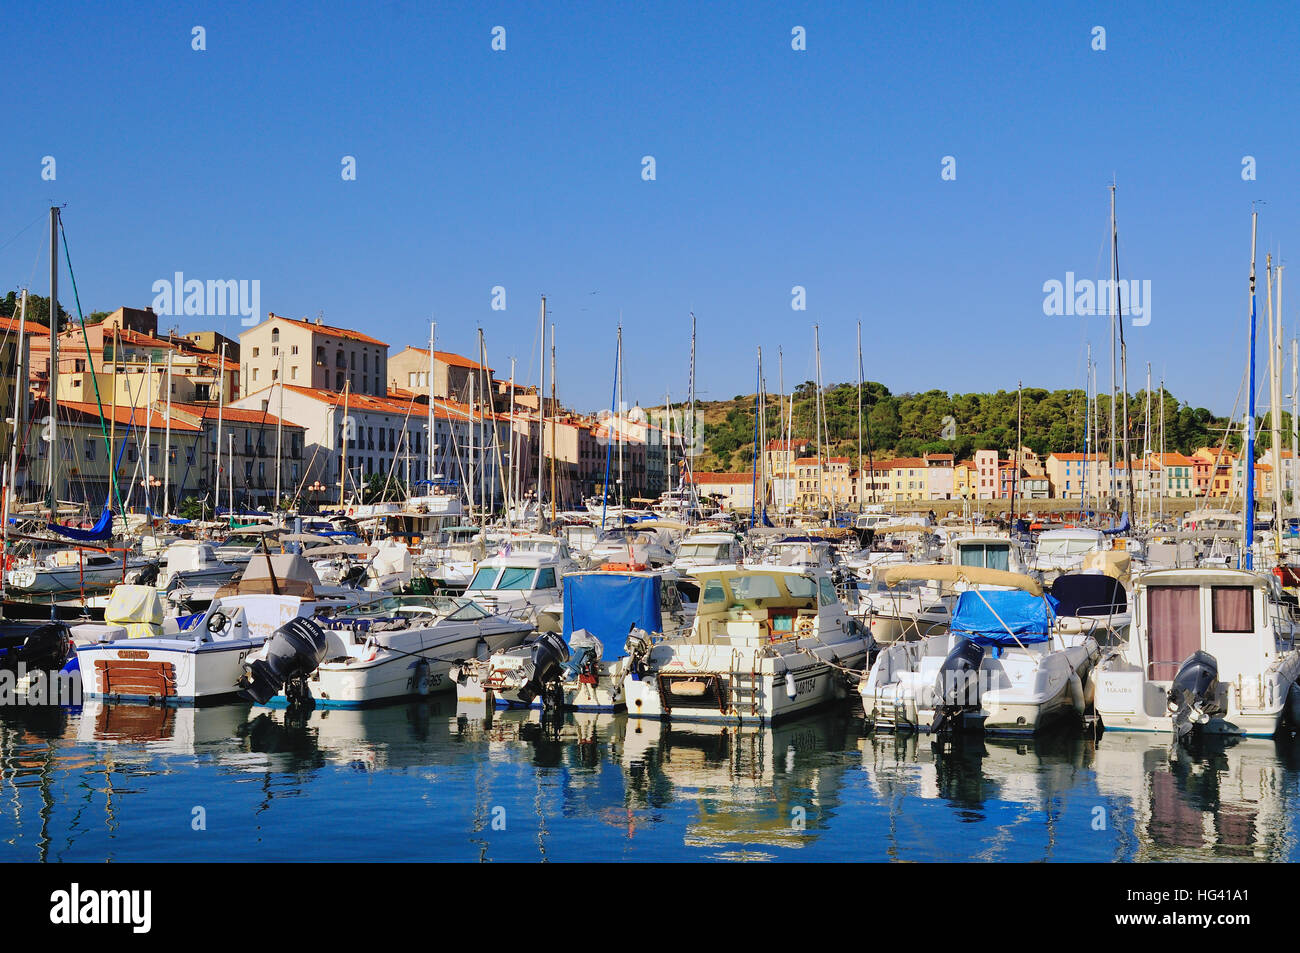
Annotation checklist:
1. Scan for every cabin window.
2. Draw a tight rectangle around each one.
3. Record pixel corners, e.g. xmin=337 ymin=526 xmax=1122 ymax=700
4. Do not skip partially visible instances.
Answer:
xmin=1146 ymin=586 xmax=1200 ymax=681
xmin=702 ymin=579 xmax=726 ymax=604
xmin=1210 ymin=586 xmax=1254 ymax=633
xmin=730 ymin=575 xmax=782 ymax=601
xmin=496 ymin=567 xmax=535 ymax=590
xmin=536 ymin=568 xmax=556 ymax=590
xmin=819 ymin=577 xmax=838 ymax=606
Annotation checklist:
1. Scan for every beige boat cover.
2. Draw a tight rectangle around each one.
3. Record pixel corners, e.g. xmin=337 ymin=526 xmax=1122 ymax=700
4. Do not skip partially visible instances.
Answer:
xmin=881 ymin=563 xmax=1043 ymax=596
xmin=1081 ymin=550 xmax=1131 ymax=579
xmin=105 ymin=585 xmax=165 ymax=639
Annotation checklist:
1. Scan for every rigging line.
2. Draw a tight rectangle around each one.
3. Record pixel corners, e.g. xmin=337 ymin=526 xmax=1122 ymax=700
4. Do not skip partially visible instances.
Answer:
xmin=0 ymin=209 xmax=49 ymax=257
xmin=290 ymin=390 xmax=347 ymax=509
xmin=58 ymin=218 xmax=124 ymax=517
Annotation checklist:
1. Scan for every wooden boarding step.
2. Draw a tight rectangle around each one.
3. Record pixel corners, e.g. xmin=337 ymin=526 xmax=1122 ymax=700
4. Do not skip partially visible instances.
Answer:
xmin=95 ymin=659 xmax=177 ymax=699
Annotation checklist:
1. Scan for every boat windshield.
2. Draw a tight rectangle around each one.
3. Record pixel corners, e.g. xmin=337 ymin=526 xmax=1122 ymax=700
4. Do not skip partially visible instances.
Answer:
xmin=1037 ymin=538 xmax=1099 ymax=558
xmin=677 ymin=543 xmax=729 ymax=560
xmin=468 ymin=566 xmax=538 ymax=590
xmin=959 ymin=543 xmax=1010 ymax=571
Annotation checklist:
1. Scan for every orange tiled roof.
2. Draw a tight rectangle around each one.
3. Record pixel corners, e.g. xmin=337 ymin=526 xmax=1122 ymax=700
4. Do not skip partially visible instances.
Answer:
xmin=267 ymin=313 xmax=387 ymax=347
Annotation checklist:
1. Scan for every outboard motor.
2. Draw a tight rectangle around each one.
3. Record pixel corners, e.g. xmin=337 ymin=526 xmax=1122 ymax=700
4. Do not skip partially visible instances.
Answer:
xmin=516 ymin=631 xmax=570 ymax=708
xmin=930 ymin=637 xmax=984 ymax=733
xmin=0 ymin=621 xmax=71 ymax=673
xmin=1166 ymin=650 xmax=1224 ymax=739
xmin=238 ymin=617 xmax=329 ymax=707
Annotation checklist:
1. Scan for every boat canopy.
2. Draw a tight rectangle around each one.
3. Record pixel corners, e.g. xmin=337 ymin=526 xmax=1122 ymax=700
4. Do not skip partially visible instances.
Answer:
xmin=882 ymin=564 xmax=1043 ymax=596
xmin=562 ymin=572 xmax=660 ymax=661
xmin=1080 ymin=550 xmax=1131 ymax=579
xmin=1050 ymin=572 xmax=1127 ymax=616
xmin=949 ymin=589 xmax=1056 ymax=647
xmin=48 ymin=507 xmax=112 ymax=542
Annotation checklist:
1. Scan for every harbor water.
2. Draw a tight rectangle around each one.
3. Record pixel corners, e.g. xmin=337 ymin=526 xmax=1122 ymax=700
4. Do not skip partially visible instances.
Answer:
xmin=1 ymin=701 xmax=1297 ymax=862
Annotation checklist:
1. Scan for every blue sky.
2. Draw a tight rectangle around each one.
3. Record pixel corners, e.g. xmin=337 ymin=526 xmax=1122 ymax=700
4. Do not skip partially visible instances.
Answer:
xmin=3 ymin=1 xmax=1294 ymax=417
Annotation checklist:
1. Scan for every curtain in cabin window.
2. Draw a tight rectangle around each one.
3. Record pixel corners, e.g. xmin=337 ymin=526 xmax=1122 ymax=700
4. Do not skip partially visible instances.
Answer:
xmin=1210 ymin=586 xmax=1253 ymax=633
xmin=1147 ymin=586 xmax=1200 ymax=680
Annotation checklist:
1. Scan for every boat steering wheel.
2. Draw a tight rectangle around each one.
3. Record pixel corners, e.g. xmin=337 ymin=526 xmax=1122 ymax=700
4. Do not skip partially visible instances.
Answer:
xmin=206 ymin=611 xmax=229 ymax=634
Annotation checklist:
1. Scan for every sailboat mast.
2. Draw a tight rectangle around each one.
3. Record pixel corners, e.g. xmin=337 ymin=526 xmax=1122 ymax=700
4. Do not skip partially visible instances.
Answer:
xmin=339 ymin=379 xmax=350 ymax=510
xmin=856 ymin=321 xmax=863 ymax=513
xmin=427 ymin=321 xmax=436 ymax=489
xmin=1292 ymin=337 xmax=1298 ymax=522
xmin=2 ymin=290 xmax=28 ymax=608
xmin=275 ymin=352 xmax=284 ymax=511
xmin=216 ymin=342 xmax=226 ymax=521
xmin=617 ymin=323 xmax=624 ymax=509
xmin=164 ymin=348 xmax=173 ymax=519
xmin=550 ymin=323 xmax=557 ymax=521
xmin=814 ymin=324 xmax=824 ymax=517
xmin=536 ymin=297 xmax=545 ymax=525
xmin=47 ymin=207 xmax=59 ymax=521
xmin=1246 ymin=210 xmax=1259 ymax=569
xmin=1108 ymin=184 xmax=1117 ymax=510
xmin=1270 ymin=261 xmax=1286 ymax=557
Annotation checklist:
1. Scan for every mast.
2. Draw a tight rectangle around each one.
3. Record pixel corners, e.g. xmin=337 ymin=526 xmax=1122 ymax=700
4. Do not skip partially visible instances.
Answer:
xmin=216 ymin=342 xmax=226 ymax=522
xmin=1114 ymin=186 xmax=1137 ymax=523
xmin=617 ymin=322 xmax=624 ymax=509
xmin=47 ymin=207 xmax=59 ymax=520
xmin=687 ymin=313 xmax=696 ymax=503
xmin=814 ymin=324 xmax=825 ymax=517
xmin=144 ymin=354 xmax=153 ymax=514
xmin=110 ymin=326 xmax=118 ymax=508
xmin=507 ymin=356 xmax=516 ymax=522
xmin=2 ymin=290 xmax=28 ymax=609
xmin=339 ymin=379 xmax=350 ymax=509
xmin=856 ymin=321 xmax=863 ymax=513
xmin=427 ymin=321 xmax=436 ymax=489
xmin=1083 ymin=345 xmax=1091 ymax=513
xmin=1270 ymin=261 xmax=1286 ymax=557
xmin=549 ymin=322 xmax=557 ymax=521
xmin=164 ymin=348 xmax=173 ymax=519
xmin=1246 ymin=209 xmax=1258 ymax=569
xmin=1108 ymin=184 xmax=1117 ymax=509
xmin=275 ymin=352 xmax=284 ymax=512
xmin=228 ymin=432 xmax=234 ymax=518
xmin=1292 ymin=337 xmax=1298 ymax=522
xmin=536 ymin=297 xmax=545 ymax=525
xmin=751 ymin=347 xmax=760 ymax=527
xmin=1159 ymin=375 xmax=1166 ymax=522
xmin=1143 ymin=362 xmax=1152 ymax=524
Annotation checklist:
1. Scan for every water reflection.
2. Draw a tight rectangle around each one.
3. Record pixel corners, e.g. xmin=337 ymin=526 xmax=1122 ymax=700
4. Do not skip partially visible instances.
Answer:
xmin=0 ymin=700 xmax=1298 ymax=861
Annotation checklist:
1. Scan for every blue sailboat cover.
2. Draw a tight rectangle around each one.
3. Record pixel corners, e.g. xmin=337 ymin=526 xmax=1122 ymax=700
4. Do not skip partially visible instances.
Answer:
xmin=48 ymin=506 xmax=112 ymax=542
xmin=949 ymin=589 xmax=1057 ymax=646
xmin=562 ymin=573 xmax=660 ymax=661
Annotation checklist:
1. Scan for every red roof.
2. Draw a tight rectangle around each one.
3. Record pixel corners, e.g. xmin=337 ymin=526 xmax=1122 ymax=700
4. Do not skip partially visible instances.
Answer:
xmin=691 ymin=472 xmax=752 ymax=485
xmin=53 ymin=400 xmax=202 ymax=432
xmin=267 ymin=313 xmax=387 ymax=347
xmin=167 ymin=401 xmax=300 ymax=429
xmin=401 ymin=345 xmax=492 ymax=373
xmin=0 ymin=316 xmax=50 ymax=335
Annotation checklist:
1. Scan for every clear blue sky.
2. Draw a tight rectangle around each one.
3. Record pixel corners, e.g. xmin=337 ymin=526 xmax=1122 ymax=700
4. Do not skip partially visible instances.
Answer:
xmin=3 ymin=1 xmax=1295 ymax=418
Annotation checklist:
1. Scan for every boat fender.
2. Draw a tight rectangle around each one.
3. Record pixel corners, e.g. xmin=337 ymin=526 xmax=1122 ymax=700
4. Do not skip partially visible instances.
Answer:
xmin=785 ymin=671 xmax=797 ymax=699
xmin=1067 ymin=672 xmax=1085 ymax=714
xmin=413 ymin=659 xmax=431 ymax=696
xmin=1288 ymin=682 xmax=1300 ymax=728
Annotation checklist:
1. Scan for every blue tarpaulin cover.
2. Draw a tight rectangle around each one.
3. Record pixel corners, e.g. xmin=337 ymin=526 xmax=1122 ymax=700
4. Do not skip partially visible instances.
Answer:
xmin=47 ymin=507 xmax=112 ymax=542
xmin=949 ymin=589 xmax=1057 ymax=646
xmin=562 ymin=573 xmax=660 ymax=661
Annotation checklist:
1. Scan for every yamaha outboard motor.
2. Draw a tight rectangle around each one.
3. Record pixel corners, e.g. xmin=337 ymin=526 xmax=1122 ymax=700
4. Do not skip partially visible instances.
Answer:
xmin=930 ymin=637 xmax=984 ymax=733
xmin=516 ymin=631 xmax=570 ymax=708
xmin=0 ymin=621 xmax=71 ymax=673
xmin=238 ymin=617 xmax=329 ymax=707
xmin=1166 ymin=650 xmax=1224 ymax=739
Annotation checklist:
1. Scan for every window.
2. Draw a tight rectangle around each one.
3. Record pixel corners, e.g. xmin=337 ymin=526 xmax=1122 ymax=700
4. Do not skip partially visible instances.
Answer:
xmin=60 ymin=438 xmax=73 ymax=460
xmin=252 ymin=347 xmax=260 ymax=357
xmin=1211 ymin=586 xmax=1254 ymax=633
xmin=84 ymin=439 xmax=96 ymax=461
xmin=271 ymin=327 xmax=279 ymax=342
xmin=702 ymin=579 xmax=726 ymax=604
xmin=291 ymin=345 xmax=298 ymax=355
xmin=536 ymin=568 xmax=556 ymax=590
xmin=291 ymin=365 xmax=298 ymax=379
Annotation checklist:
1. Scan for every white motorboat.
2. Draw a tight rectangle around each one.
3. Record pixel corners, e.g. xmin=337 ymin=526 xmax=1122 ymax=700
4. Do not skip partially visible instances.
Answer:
xmin=156 ymin=540 xmax=241 ymax=591
xmin=860 ymin=568 xmax=1100 ymax=735
xmin=671 ymin=531 xmax=742 ymax=573
xmin=1029 ymin=527 xmax=1107 ymax=580
xmin=240 ymin=595 xmax=533 ymax=708
xmin=5 ymin=548 xmax=151 ymax=595
xmin=587 ymin=525 xmax=674 ymax=569
xmin=463 ymin=546 xmax=575 ymax=619
xmin=454 ymin=567 xmax=695 ymax=712
xmin=71 ymin=584 xmax=312 ymax=703
xmin=1092 ymin=567 xmax=1300 ymax=738
xmin=622 ymin=565 xmax=870 ymax=723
